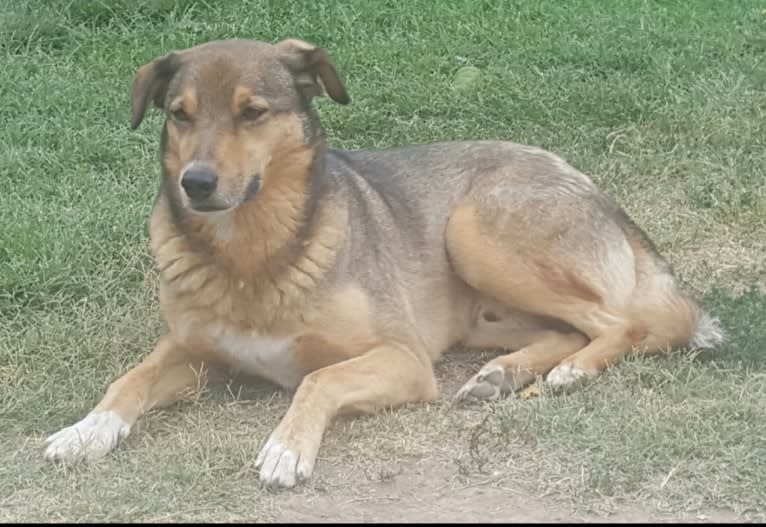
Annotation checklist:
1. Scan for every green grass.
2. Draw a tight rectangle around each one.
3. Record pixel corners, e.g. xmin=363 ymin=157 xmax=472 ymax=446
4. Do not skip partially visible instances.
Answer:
xmin=1 ymin=0 xmax=765 ymax=521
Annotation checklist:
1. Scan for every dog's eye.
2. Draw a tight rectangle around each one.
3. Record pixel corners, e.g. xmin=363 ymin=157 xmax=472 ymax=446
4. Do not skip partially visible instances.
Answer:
xmin=241 ymin=107 xmax=267 ymax=122
xmin=170 ymin=108 xmax=191 ymax=124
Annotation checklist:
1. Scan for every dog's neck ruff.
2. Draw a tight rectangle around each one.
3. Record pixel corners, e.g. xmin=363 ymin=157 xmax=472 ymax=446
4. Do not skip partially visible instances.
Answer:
xmin=151 ymin=145 xmax=344 ymax=322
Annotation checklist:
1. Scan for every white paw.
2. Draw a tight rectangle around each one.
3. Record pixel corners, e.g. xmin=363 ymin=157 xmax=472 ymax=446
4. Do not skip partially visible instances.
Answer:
xmin=255 ymin=435 xmax=316 ymax=488
xmin=44 ymin=411 xmax=130 ymax=463
xmin=546 ymin=363 xmax=588 ymax=387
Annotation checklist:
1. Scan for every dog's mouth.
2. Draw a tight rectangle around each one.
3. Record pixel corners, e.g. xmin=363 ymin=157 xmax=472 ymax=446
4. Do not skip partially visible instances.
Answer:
xmin=242 ymin=174 xmax=262 ymax=204
xmin=188 ymin=201 xmax=231 ymax=213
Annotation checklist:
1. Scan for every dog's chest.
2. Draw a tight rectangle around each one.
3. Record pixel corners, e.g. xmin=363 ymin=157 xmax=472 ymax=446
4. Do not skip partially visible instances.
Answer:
xmin=213 ymin=331 xmax=304 ymax=389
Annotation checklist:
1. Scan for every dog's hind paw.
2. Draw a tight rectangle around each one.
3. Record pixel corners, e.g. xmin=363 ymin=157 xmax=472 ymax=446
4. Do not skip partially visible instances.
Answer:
xmin=455 ymin=364 xmax=509 ymax=403
xmin=44 ymin=411 xmax=130 ymax=463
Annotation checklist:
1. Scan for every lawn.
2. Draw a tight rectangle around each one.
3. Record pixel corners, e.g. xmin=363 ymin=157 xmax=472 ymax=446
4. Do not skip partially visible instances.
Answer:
xmin=1 ymin=0 xmax=765 ymax=522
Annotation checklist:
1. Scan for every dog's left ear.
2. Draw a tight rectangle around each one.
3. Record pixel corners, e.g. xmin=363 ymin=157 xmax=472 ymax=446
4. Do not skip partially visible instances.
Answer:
xmin=276 ymin=39 xmax=350 ymax=105
xmin=130 ymin=51 xmax=183 ymax=129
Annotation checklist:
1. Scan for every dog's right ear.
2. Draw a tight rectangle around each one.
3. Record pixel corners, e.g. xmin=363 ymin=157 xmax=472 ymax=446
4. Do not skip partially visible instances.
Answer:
xmin=130 ymin=52 xmax=183 ymax=130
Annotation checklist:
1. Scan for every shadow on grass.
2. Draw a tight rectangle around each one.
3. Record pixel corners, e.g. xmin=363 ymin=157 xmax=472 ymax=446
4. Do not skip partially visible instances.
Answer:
xmin=696 ymin=285 xmax=766 ymax=367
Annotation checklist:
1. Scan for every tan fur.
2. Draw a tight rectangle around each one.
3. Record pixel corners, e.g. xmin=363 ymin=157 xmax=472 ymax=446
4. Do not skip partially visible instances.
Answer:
xmin=44 ymin=38 xmax=723 ymax=487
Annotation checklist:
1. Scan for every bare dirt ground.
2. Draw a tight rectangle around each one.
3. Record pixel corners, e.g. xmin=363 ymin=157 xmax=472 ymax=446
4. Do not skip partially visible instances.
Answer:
xmin=275 ymin=462 xmax=738 ymax=524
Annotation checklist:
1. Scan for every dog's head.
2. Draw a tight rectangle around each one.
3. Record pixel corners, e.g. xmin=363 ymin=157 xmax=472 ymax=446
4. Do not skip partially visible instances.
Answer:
xmin=130 ymin=38 xmax=349 ymax=213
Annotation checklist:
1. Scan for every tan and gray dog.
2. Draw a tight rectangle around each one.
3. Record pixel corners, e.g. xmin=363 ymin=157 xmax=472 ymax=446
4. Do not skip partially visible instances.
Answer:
xmin=44 ymin=38 xmax=723 ymax=488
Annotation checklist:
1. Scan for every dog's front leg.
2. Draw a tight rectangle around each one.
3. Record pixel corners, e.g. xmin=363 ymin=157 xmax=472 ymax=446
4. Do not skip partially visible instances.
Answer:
xmin=256 ymin=342 xmax=438 ymax=488
xmin=44 ymin=335 xmax=211 ymax=463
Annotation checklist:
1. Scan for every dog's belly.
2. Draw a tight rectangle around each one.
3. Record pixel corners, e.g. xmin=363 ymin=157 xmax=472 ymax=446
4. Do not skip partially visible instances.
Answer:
xmin=213 ymin=332 xmax=304 ymax=389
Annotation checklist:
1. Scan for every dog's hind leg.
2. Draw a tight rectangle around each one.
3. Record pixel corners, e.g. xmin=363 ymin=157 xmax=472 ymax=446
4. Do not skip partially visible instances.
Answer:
xmin=44 ymin=336 xmax=213 ymax=463
xmin=446 ymin=195 xmax=718 ymax=393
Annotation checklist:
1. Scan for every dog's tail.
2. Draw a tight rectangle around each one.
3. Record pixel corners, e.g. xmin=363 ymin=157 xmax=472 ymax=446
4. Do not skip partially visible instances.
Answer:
xmin=628 ymin=278 xmax=725 ymax=354
xmin=615 ymin=207 xmax=725 ymax=352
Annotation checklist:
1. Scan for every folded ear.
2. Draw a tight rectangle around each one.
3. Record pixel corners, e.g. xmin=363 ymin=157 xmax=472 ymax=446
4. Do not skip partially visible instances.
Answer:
xmin=130 ymin=51 xmax=183 ymax=129
xmin=276 ymin=38 xmax=350 ymax=105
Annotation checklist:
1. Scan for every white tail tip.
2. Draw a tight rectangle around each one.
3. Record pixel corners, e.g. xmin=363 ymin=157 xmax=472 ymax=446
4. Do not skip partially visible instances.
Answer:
xmin=692 ymin=312 xmax=725 ymax=349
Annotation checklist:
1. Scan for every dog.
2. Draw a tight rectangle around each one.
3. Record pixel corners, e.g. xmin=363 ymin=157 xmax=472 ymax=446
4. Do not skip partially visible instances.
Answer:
xmin=43 ymin=37 xmax=723 ymax=488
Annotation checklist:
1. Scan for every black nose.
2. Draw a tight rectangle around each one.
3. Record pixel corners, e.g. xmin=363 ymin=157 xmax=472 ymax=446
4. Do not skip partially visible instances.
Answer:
xmin=181 ymin=166 xmax=218 ymax=200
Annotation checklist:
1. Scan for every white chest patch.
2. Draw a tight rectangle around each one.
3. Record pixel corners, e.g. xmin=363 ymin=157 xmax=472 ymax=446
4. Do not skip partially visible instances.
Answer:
xmin=214 ymin=332 xmax=303 ymax=389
